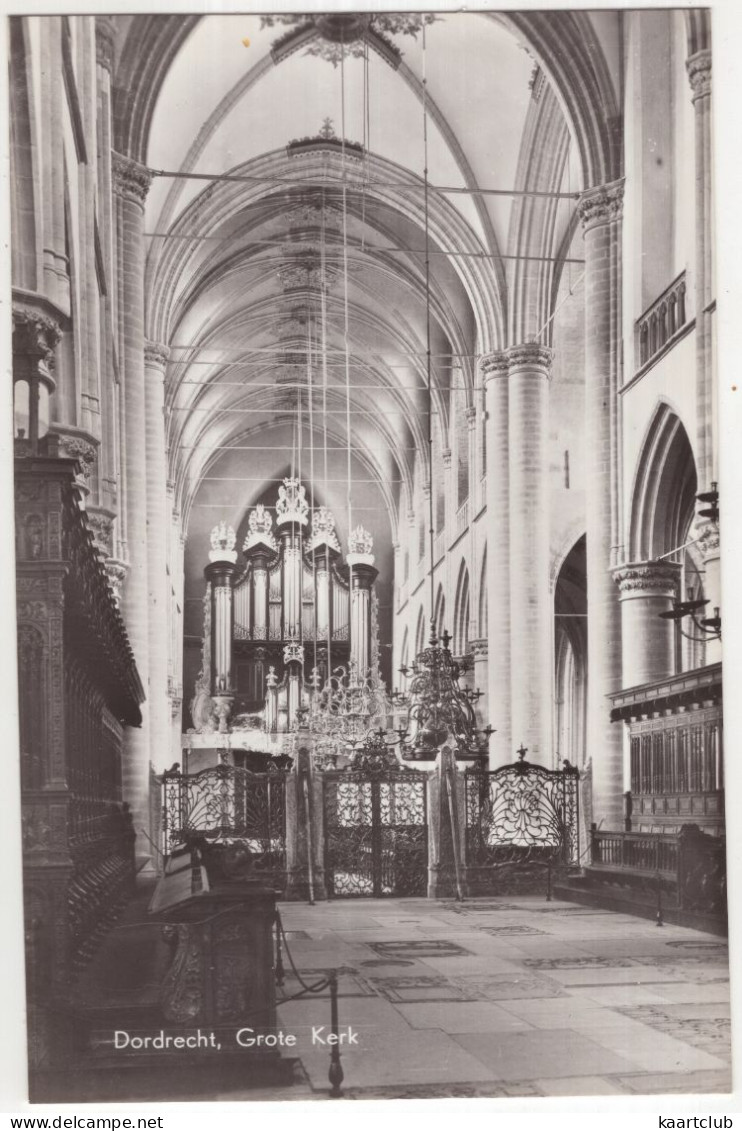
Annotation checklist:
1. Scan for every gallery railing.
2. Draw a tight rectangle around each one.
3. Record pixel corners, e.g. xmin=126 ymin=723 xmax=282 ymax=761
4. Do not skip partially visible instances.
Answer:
xmin=590 ymin=824 xmax=726 ymax=917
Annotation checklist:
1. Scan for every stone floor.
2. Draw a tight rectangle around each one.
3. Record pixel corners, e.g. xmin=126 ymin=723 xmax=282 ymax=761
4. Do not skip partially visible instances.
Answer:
xmin=225 ymin=894 xmax=732 ymax=1101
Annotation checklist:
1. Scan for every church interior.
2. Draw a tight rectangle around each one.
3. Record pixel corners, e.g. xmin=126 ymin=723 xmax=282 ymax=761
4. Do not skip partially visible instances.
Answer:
xmin=9 ymin=8 xmax=732 ymax=1104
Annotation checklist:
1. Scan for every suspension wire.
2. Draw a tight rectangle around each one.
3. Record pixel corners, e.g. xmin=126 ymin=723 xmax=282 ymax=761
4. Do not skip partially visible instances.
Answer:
xmin=320 ymin=187 xmax=332 ymax=678
xmin=535 ymin=271 xmax=585 ymax=344
xmin=422 ymin=20 xmax=436 ymax=640
xmin=150 ymin=166 xmax=579 ymax=201
xmin=306 ymin=306 xmax=319 ymax=687
xmin=361 ymin=38 xmax=369 ymax=244
xmin=143 ymin=231 xmax=584 ymax=265
xmin=340 ymin=46 xmax=355 ymax=639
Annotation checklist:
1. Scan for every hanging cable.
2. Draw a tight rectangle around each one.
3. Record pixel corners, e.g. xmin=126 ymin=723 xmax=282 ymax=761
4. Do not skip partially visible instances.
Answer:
xmin=320 ymin=183 xmax=332 ymax=678
xmin=422 ymin=19 xmax=436 ymax=638
xmin=340 ymin=46 xmax=355 ymax=655
xmin=306 ymin=304 xmax=319 ymax=688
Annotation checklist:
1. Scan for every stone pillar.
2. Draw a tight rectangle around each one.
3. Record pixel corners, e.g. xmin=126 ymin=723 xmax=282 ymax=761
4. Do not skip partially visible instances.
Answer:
xmin=698 ymin=524 xmax=721 ymax=665
xmin=579 ymin=179 xmax=625 ymax=829
xmin=113 ymin=151 xmax=152 ymax=860
xmin=507 ymin=343 xmax=553 ymax=767
xmin=482 ymin=352 xmax=511 ymax=763
xmin=442 ymin=447 xmax=454 ymax=543
xmin=145 ymin=341 xmax=171 ymax=772
xmin=427 ymin=747 xmax=467 ymax=899
xmin=285 ymin=746 xmax=327 ymax=901
xmin=40 ymin=19 xmax=69 ymax=313
xmin=95 ymin=18 xmax=118 ymax=519
xmin=687 ymin=49 xmax=714 ymax=492
xmin=613 ymin=562 xmax=681 ymax=686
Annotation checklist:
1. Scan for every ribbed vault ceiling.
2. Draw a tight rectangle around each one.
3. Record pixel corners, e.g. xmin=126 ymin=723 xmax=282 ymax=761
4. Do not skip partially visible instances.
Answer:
xmin=138 ymin=12 xmax=595 ymax=550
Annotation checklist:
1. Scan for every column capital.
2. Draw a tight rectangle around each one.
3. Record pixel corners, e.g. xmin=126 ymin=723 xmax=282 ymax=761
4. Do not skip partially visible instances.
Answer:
xmin=12 ymin=301 xmax=62 ymax=369
xmin=86 ymin=504 xmax=116 ymax=559
xmin=506 ymin=342 xmax=553 ymax=373
xmin=480 ymin=351 xmax=509 ymax=384
xmin=464 ymin=405 xmax=477 ymax=428
xmin=144 ymin=340 xmax=170 ymax=370
xmin=95 ymin=16 xmax=117 ymax=71
xmin=112 ymin=153 xmax=152 ymax=207
xmin=697 ymin=521 xmax=720 ymax=559
xmin=470 ymin=638 xmax=488 ymax=659
xmin=578 ymin=178 xmax=625 ymax=233
xmin=105 ymin=558 xmax=128 ymax=606
xmin=442 ymin=448 xmax=452 ymax=468
xmin=613 ymin=560 xmax=680 ymax=598
xmin=686 ymin=49 xmax=711 ymax=102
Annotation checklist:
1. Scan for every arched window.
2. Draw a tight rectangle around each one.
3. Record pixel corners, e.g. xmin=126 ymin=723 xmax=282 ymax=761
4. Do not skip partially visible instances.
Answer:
xmin=554 ymin=535 xmax=587 ymax=768
xmin=453 ymin=562 xmax=470 ymax=655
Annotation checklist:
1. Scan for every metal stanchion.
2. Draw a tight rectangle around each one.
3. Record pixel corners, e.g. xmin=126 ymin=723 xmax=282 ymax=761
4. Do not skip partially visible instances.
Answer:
xmin=328 ymin=972 xmax=344 ymax=1098
xmin=656 ymin=871 xmax=664 ymax=927
xmin=274 ymin=911 xmax=285 ymax=987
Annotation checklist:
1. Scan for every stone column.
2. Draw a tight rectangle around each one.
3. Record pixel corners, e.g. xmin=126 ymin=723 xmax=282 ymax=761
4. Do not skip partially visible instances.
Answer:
xmin=698 ymin=525 xmax=721 ymax=665
xmin=40 ymin=19 xmax=69 ymax=313
xmin=95 ymin=18 xmax=118 ymax=519
xmin=482 ymin=352 xmax=511 ymax=762
xmin=579 ymin=179 xmax=625 ymax=829
xmin=113 ymin=151 xmax=152 ymax=860
xmin=687 ymin=49 xmax=714 ymax=492
xmin=145 ymin=341 xmax=171 ymax=772
xmin=507 ymin=343 xmax=553 ymax=766
xmin=613 ymin=562 xmax=681 ymax=686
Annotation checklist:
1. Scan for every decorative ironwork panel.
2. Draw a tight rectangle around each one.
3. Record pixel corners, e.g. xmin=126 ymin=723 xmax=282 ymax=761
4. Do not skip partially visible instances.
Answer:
xmin=161 ymin=764 xmax=287 ymax=883
xmin=465 ymin=759 xmax=580 ymax=869
xmin=324 ymin=770 xmax=428 ymax=898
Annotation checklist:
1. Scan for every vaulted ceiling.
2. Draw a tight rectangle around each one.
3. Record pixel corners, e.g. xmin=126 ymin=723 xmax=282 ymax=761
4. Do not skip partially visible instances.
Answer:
xmin=128 ymin=12 xmax=617 ymax=581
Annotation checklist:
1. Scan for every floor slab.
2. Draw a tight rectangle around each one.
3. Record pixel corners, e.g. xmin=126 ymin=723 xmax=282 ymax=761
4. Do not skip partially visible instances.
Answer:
xmin=453 ymin=1028 xmax=640 ymax=1080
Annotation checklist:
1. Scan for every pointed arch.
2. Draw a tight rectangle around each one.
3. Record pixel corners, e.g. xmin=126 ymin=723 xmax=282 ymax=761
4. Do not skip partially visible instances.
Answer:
xmin=554 ymin=534 xmax=587 ymax=768
xmin=453 ymin=560 xmax=471 ymax=656
xmin=399 ymin=627 xmax=410 ymax=672
xmin=478 ymin=547 xmax=488 ymax=638
xmin=629 ymin=403 xmax=697 ymax=562
xmin=414 ymin=605 xmax=427 ymax=657
xmin=433 ymin=584 xmax=446 ymax=641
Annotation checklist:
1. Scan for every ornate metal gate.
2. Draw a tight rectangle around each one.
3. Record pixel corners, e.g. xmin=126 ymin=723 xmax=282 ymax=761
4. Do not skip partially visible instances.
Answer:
xmin=323 ymin=770 xmax=428 ymax=897
xmin=464 ymin=753 xmax=580 ymax=893
xmin=161 ymin=763 xmax=287 ymax=885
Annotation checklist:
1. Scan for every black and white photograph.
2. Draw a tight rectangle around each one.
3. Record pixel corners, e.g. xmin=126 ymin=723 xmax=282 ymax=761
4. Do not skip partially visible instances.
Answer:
xmin=4 ymin=1 xmax=740 ymax=1111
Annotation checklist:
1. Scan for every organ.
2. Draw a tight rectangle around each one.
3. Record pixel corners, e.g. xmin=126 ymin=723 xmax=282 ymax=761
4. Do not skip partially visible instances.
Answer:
xmin=187 ymin=478 xmax=379 ymax=759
